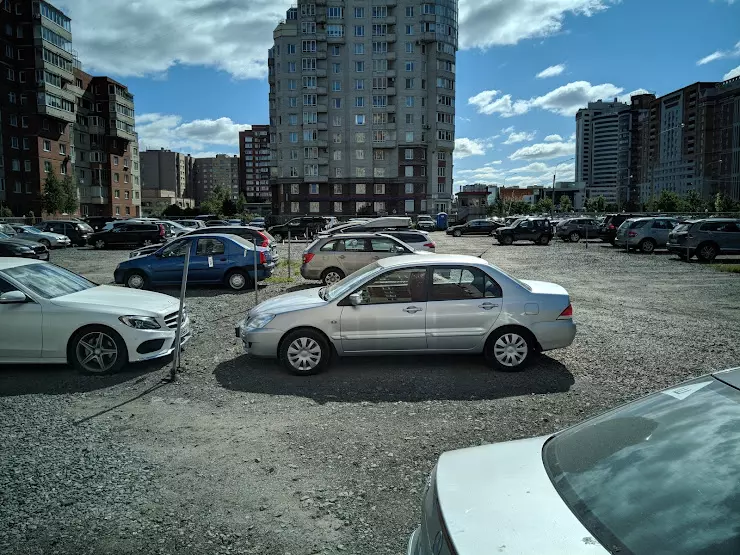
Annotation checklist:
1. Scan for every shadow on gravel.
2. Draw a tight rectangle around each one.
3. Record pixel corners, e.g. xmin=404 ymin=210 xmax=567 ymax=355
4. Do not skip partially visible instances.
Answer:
xmin=284 ymin=283 xmax=319 ymax=293
xmin=156 ymin=284 xmax=268 ymax=299
xmin=0 ymin=359 xmax=165 ymax=397
xmin=213 ymin=354 xmax=574 ymax=404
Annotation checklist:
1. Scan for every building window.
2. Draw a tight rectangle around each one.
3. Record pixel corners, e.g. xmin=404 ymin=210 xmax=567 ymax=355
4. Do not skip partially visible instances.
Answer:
xmin=405 ymin=96 xmax=414 ymax=107
xmin=356 ymin=167 xmax=366 ymax=177
xmin=291 ymin=202 xmax=300 ymax=213
xmin=333 ymin=150 xmax=342 ymax=161
xmin=405 ymin=78 xmax=414 ymax=89
xmin=332 ymin=98 xmax=342 ymax=109
xmin=328 ymin=6 xmax=343 ymax=18
xmin=10 ymin=137 xmax=19 ymax=149
xmin=406 ymin=132 xmax=414 ymax=142
xmin=115 ymin=206 xmax=121 ymax=215
xmin=405 ymin=183 xmax=414 ymax=194
xmin=355 ymin=61 xmax=365 ymax=72
xmin=43 ymin=140 xmax=51 ymax=151
xmin=374 ymin=150 xmax=385 ymax=161
xmin=405 ymin=25 xmax=414 ymax=35
xmin=356 ymin=183 xmax=366 ymax=194
xmin=355 ymin=79 xmax=365 ymax=90
xmin=355 ymin=149 xmax=365 ymax=160
xmin=113 ymin=156 xmax=119 ymax=166
xmin=405 ymin=149 xmax=414 ymax=160
xmin=405 ymin=166 xmax=414 ymax=177
xmin=60 ymin=163 xmax=67 ymax=175
xmin=332 ymin=114 xmax=342 ymax=126
xmin=374 ymin=183 xmax=385 ymax=194
xmin=291 ymin=184 xmax=300 ymax=195
xmin=125 ymin=206 xmax=131 ymax=215
xmin=355 ymin=132 xmax=366 ymax=143
xmin=124 ymin=174 xmax=129 ymax=183
xmin=287 ymin=44 xmax=296 ymax=54
xmin=334 ymin=201 xmax=343 ymax=213
xmin=354 ymin=7 xmax=364 ymax=18
xmin=335 ymin=168 xmax=343 ymax=177
xmin=374 ymin=201 xmax=385 ymax=213
xmin=354 ymin=25 xmax=365 ymax=36
xmin=332 ymin=79 xmax=341 ymax=91
xmin=114 ymin=189 xmax=120 ymax=198
xmin=405 ymin=6 xmax=414 ymax=17
xmin=22 ymin=138 xmax=29 ymax=150
xmin=44 ymin=160 xmax=52 ymax=173
xmin=405 ymin=199 xmax=414 ymax=213
xmin=356 ymin=114 xmax=366 ymax=125
xmin=9 ymin=114 xmax=17 ymax=126
xmin=24 ymin=160 xmax=31 ymax=172
xmin=354 ymin=43 xmax=364 ymax=55
xmin=14 ymin=180 xmax=21 ymax=193
xmin=114 ymin=173 xmax=120 ymax=183
xmin=405 ymin=42 xmax=414 ymax=53
xmin=333 ymin=133 xmax=342 ymax=143
xmin=309 ymin=201 xmax=320 ymax=213
xmin=334 ymin=184 xmax=343 ymax=194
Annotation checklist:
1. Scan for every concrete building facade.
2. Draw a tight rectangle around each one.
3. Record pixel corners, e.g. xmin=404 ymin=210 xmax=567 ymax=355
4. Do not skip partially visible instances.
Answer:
xmin=192 ymin=154 xmax=240 ymax=204
xmin=267 ymin=0 xmax=458 ymax=217
xmin=239 ymin=126 xmax=271 ymax=201
xmin=139 ymin=148 xmax=195 ymax=213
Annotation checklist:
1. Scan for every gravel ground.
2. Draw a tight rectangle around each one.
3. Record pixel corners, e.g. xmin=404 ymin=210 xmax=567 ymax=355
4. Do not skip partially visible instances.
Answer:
xmin=1 ymin=235 xmax=739 ymax=554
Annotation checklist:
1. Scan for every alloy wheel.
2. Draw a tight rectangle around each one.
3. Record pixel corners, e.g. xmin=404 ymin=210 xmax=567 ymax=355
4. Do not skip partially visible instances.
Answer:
xmin=127 ymin=273 xmax=145 ymax=289
xmin=75 ymin=332 xmax=119 ymax=374
xmin=493 ymin=333 xmax=528 ymax=368
xmin=229 ymin=272 xmax=246 ymax=290
xmin=286 ymin=337 xmax=322 ymax=371
xmin=95 ymin=240 xmax=105 ymax=249
xmin=323 ymin=271 xmax=342 ymax=285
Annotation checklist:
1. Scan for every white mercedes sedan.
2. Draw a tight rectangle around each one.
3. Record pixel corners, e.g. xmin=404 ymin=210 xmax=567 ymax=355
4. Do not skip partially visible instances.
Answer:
xmin=236 ymin=254 xmax=575 ymax=375
xmin=0 ymin=259 xmax=191 ymax=374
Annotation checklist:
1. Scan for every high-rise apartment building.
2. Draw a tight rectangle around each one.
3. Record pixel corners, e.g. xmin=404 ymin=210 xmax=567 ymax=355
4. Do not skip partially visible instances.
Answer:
xmin=192 ymin=154 xmax=240 ymax=204
xmin=575 ymin=99 xmax=631 ymax=205
xmin=140 ymin=148 xmax=195 ymax=210
xmin=0 ymin=0 xmax=80 ymax=216
xmin=702 ymin=76 xmax=740 ymax=202
xmin=268 ymin=0 xmax=458 ymax=217
xmin=239 ymin=126 xmax=271 ymax=202
xmin=73 ymin=69 xmax=140 ymax=218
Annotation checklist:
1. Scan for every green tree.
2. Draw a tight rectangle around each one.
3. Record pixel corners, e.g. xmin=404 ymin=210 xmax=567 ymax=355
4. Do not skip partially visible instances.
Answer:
xmin=559 ymin=194 xmax=573 ymax=213
xmin=655 ymin=190 xmax=681 ymax=213
xmin=163 ymin=204 xmax=183 ymax=218
xmin=0 ymin=205 xmax=13 ymax=218
xmin=236 ymin=193 xmax=248 ymax=215
xmin=200 ymin=186 xmax=228 ymax=216
xmin=536 ymin=197 xmax=553 ymax=214
xmin=42 ymin=171 xmax=65 ymax=215
xmin=487 ymin=197 xmax=505 ymax=217
xmin=222 ymin=197 xmax=237 ymax=217
xmin=714 ymin=192 xmax=737 ymax=213
xmin=594 ymin=196 xmax=607 ymax=212
xmin=681 ymin=190 xmax=705 ymax=213
xmin=59 ymin=175 xmax=79 ymax=215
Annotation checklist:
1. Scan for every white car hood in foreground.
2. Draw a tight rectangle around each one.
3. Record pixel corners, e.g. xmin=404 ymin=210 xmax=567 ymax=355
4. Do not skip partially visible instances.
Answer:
xmin=51 ymin=285 xmax=180 ymax=316
xmin=251 ymin=287 xmax=327 ymax=316
xmin=436 ymin=436 xmax=608 ymax=555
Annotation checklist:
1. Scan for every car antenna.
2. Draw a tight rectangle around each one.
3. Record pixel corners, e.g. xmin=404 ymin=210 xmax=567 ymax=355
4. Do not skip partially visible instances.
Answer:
xmin=478 ymin=244 xmax=494 ymax=259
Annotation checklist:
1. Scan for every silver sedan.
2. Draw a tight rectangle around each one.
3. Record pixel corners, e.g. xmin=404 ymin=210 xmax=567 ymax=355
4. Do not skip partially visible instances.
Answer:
xmin=236 ymin=254 xmax=576 ymax=375
xmin=9 ymin=225 xmax=71 ymax=248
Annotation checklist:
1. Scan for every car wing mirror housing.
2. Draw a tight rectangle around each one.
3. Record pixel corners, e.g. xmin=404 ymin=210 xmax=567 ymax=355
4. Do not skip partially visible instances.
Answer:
xmin=0 ymin=291 xmax=28 ymax=304
xmin=349 ymin=292 xmax=363 ymax=306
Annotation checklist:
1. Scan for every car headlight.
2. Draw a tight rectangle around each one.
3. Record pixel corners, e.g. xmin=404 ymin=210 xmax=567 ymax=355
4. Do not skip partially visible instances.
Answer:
xmin=245 ymin=314 xmax=275 ymax=332
xmin=119 ymin=316 xmax=161 ymax=330
xmin=14 ymin=246 xmax=33 ymax=253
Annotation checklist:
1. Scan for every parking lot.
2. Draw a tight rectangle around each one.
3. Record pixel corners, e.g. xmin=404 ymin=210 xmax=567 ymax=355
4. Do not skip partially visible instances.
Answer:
xmin=1 ymin=233 xmax=739 ymax=555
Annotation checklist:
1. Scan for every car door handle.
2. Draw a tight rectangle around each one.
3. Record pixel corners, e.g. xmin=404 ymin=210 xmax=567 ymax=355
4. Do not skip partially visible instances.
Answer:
xmin=403 ymin=306 xmax=423 ymax=313
xmin=479 ymin=303 xmax=500 ymax=310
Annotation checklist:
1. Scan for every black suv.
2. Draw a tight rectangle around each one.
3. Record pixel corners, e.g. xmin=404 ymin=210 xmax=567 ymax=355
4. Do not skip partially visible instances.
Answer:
xmin=88 ymin=222 xmax=166 ymax=249
xmin=446 ymin=219 xmax=502 ymax=237
xmin=36 ymin=220 xmax=94 ymax=246
xmin=268 ymin=216 xmax=327 ymax=241
xmin=599 ymin=213 xmax=640 ymax=245
xmin=495 ymin=218 xmax=553 ymax=245
xmin=84 ymin=216 xmax=121 ymax=233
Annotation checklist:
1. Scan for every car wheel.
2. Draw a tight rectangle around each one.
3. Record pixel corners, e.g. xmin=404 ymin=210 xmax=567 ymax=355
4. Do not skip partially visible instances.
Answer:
xmin=484 ymin=328 xmax=533 ymax=372
xmin=697 ymin=242 xmax=718 ymax=263
xmin=538 ymin=235 xmax=550 ymax=245
xmin=94 ymin=239 xmax=106 ymax=249
xmin=453 ymin=229 xmax=462 ymax=237
xmin=501 ymin=235 xmax=513 ymax=246
xmin=226 ymin=269 xmax=251 ymax=291
xmin=321 ymin=267 xmax=345 ymax=285
xmin=279 ymin=329 xmax=330 ymax=376
xmin=39 ymin=238 xmax=51 ymax=248
xmin=569 ymin=231 xmax=581 ymax=243
xmin=69 ymin=326 xmax=128 ymax=375
xmin=142 ymin=239 xmax=153 ymax=247
xmin=273 ymin=233 xmax=283 ymax=243
xmin=609 ymin=238 xmax=616 ymax=246
xmin=125 ymin=270 xmax=148 ymax=289
xmin=639 ymin=239 xmax=656 ymax=254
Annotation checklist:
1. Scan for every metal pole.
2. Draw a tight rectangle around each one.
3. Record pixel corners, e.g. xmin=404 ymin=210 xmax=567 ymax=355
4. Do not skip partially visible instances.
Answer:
xmin=254 ymin=239 xmax=259 ymax=304
xmin=287 ymin=228 xmax=292 ymax=278
xmin=551 ymin=174 xmax=556 ymax=218
xmin=170 ymin=244 xmax=191 ymax=382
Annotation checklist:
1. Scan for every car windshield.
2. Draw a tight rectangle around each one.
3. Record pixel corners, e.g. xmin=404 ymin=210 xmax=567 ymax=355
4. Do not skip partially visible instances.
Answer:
xmin=2 ymin=263 xmax=97 ymax=299
xmin=510 ymin=218 xmax=525 ymax=227
xmin=543 ymin=376 xmax=740 ymax=555
xmin=322 ymin=262 xmax=381 ymax=302
xmin=20 ymin=226 xmax=40 ymax=234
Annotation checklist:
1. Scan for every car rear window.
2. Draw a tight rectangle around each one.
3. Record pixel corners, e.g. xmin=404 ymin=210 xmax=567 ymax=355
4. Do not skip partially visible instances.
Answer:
xmin=543 ymin=377 xmax=740 ymax=555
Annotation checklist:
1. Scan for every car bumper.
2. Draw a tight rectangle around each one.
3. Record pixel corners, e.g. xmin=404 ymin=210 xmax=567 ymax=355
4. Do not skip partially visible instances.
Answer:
xmin=531 ymin=320 xmax=577 ymax=352
xmin=235 ymin=326 xmax=282 ymax=359
xmin=667 ymin=243 xmax=692 ymax=254
xmin=614 ymin=236 xmax=634 ymax=247
xmin=125 ymin=317 xmax=192 ymax=363
xmin=113 ymin=268 xmax=126 ymax=284
xmin=300 ymin=265 xmax=323 ymax=280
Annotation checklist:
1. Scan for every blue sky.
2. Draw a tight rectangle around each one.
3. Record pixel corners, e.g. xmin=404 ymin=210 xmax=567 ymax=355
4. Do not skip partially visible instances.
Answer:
xmin=61 ymin=0 xmax=739 ymax=191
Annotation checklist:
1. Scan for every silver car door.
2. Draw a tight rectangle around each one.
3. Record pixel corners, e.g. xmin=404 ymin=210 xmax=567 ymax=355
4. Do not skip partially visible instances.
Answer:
xmin=340 ymin=266 xmax=428 ymax=352
xmin=369 ymin=237 xmax=403 ymax=263
xmin=425 ymin=266 xmax=502 ymax=351
xmin=339 ymin=238 xmax=372 ymax=273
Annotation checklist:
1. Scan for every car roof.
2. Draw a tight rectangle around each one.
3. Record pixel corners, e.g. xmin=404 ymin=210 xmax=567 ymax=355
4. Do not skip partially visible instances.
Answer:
xmin=378 ymin=254 xmax=486 ymax=268
xmin=0 ymin=258 xmax=43 ymax=270
xmin=321 ymin=232 xmax=401 ymax=239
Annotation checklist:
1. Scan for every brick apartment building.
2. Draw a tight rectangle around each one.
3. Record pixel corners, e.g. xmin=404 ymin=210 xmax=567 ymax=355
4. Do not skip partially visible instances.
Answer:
xmin=238 ymin=126 xmax=271 ymax=202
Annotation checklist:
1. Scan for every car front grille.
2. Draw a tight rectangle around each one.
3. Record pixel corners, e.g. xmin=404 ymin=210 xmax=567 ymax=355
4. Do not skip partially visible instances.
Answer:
xmin=164 ymin=311 xmax=179 ymax=328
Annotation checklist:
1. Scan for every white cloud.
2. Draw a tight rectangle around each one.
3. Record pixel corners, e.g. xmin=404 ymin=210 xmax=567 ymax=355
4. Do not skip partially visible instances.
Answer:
xmin=536 ymin=64 xmax=566 ymax=79
xmin=59 ymin=0 xmax=292 ymax=79
xmin=509 ymin=162 xmax=552 ymax=173
xmin=618 ymin=88 xmax=651 ymax=103
xmin=458 ymin=0 xmax=614 ymax=50
xmin=503 ymin=130 xmax=537 ymax=144
xmin=486 ymin=160 xmax=503 ymax=165
xmin=501 ymin=126 xmax=515 ymax=134
xmin=136 ymin=113 xmax=250 ymax=153
xmin=454 ymin=138 xmax=488 ymax=158
xmin=544 ymin=134 xmax=563 ymax=142
xmin=696 ymin=41 xmax=740 ymax=66
xmin=509 ymin=141 xmax=575 ymax=160
xmin=724 ymin=65 xmax=740 ymax=80
xmin=468 ymin=90 xmax=531 ymax=117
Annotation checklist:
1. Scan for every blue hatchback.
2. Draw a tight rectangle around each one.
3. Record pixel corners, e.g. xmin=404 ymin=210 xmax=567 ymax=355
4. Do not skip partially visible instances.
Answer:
xmin=114 ymin=234 xmax=275 ymax=291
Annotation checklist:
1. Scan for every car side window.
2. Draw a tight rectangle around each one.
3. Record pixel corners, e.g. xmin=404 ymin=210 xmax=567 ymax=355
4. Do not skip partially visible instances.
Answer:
xmin=700 ymin=222 xmax=722 ymax=232
xmin=320 ymin=240 xmax=340 ymax=251
xmin=354 ymin=267 xmax=427 ymax=304
xmin=343 ymin=238 xmax=368 ymax=252
xmin=0 ymin=276 xmax=19 ymax=294
xmin=719 ymin=222 xmax=740 ymax=233
xmin=161 ymin=240 xmax=190 ymax=258
xmin=196 ymin=238 xmax=225 ymax=256
xmin=370 ymin=238 xmax=399 ymax=252
xmin=518 ymin=220 xmax=531 ymax=229
xmin=429 ymin=266 xmax=501 ymax=301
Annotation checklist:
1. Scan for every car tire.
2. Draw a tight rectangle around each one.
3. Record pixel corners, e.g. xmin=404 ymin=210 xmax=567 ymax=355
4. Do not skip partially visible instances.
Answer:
xmin=639 ymin=239 xmax=656 ymax=254
xmin=68 ymin=325 xmax=128 ymax=375
xmin=226 ymin=269 xmax=251 ymax=291
xmin=453 ymin=229 xmax=462 ymax=237
xmin=697 ymin=242 xmax=718 ymax=263
xmin=484 ymin=328 xmax=534 ymax=372
xmin=501 ymin=235 xmax=514 ymax=246
xmin=538 ymin=235 xmax=550 ymax=246
xmin=609 ymin=238 xmax=616 ymax=246
xmin=569 ymin=231 xmax=581 ymax=243
xmin=39 ymin=238 xmax=51 ymax=248
xmin=141 ymin=239 xmax=154 ymax=247
xmin=125 ymin=270 xmax=148 ymax=289
xmin=94 ymin=239 xmax=107 ymax=249
xmin=279 ymin=329 xmax=331 ymax=376
xmin=321 ymin=267 xmax=345 ymax=285
xmin=273 ymin=233 xmax=283 ymax=243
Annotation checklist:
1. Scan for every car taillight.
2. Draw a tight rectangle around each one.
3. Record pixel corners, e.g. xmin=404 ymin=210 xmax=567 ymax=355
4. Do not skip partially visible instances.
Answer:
xmin=628 ymin=231 xmax=637 ymax=237
xmin=257 ymin=232 xmax=269 ymax=247
xmin=608 ymin=224 xmax=616 ymax=230
xmin=158 ymin=224 xmax=165 ymax=236
xmin=558 ymin=303 xmax=573 ymax=320
xmin=259 ymin=251 xmax=267 ymax=264
xmin=303 ymin=252 xmax=315 ymax=264
xmin=423 ymin=242 xmax=436 ymax=249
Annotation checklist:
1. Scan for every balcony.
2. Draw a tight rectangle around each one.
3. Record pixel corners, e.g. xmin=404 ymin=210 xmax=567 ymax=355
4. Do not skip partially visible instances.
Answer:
xmin=317 ymin=104 xmax=328 ymax=112
xmin=385 ymin=52 xmax=396 ymax=60
xmin=316 ymin=32 xmax=327 ymax=41
xmin=385 ymin=69 xmax=396 ymax=78
xmin=37 ymin=103 xmax=76 ymax=123
xmin=316 ymin=13 xmax=327 ymax=23
xmin=327 ymin=34 xmax=345 ymax=43
xmin=316 ymin=49 xmax=327 ymax=59
xmin=386 ymin=33 xmax=396 ymax=42
xmin=317 ymin=122 xmax=328 ymax=130
xmin=372 ymin=140 xmax=396 ymax=149
xmin=35 ymin=55 xmax=74 ymax=83
xmin=386 ymin=87 xmax=396 ymax=96
xmin=317 ymin=157 xmax=329 ymax=165
xmin=384 ymin=16 xmax=396 ymax=24
xmin=89 ymin=123 xmax=106 ymax=134
xmin=316 ymin=86 xmax=327 ymax=95
xmin=109 ymin=124 xmax=137 ymax=142
xmin=316 ymin=69 xmax=327 ymax=77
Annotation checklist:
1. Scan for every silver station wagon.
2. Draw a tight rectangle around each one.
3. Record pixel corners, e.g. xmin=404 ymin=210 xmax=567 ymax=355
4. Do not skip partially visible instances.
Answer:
xmin=237 ymin=254 xmax=576 ymax=375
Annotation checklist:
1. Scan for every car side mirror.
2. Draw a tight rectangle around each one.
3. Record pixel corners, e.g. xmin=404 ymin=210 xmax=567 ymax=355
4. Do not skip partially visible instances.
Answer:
xmin=0 ymin=291 xmax=28 ymax=304
xmin=349 ymin=292 xmax=363 ymax=306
